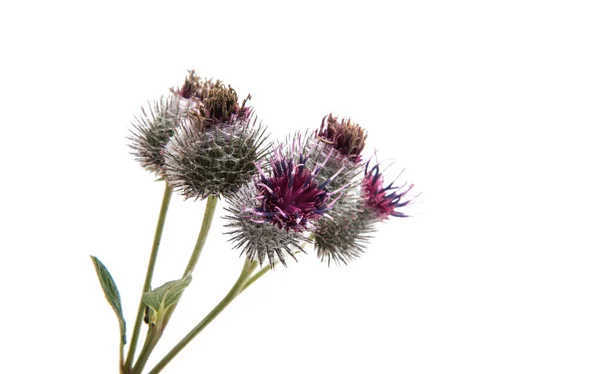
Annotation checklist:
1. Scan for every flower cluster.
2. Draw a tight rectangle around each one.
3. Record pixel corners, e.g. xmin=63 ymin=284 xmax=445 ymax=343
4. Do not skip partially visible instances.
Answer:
xmin=129 ymin=70 xmax=415 ymax=267
xmin=226 ymin=115 xmax=415 ymax=267
xmin=111 ymin=70 xmax=419 ymax=374
xmin=129 ymin=71 xmax=268 ymax=199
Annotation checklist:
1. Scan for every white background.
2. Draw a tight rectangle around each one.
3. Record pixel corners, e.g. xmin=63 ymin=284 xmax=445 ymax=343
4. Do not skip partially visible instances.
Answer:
xmin=1 ymin=1 xmax=599 ymax=373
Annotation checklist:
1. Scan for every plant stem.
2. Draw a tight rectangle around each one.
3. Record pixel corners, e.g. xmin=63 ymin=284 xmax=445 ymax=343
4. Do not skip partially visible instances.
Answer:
xmin=241 ymin=265 xmax=271 ymax=292
xmin=120 ymin=346 xmax=125 ymax=374
xmin=148 ymin=259 xmax=258 ymax=374
xmin=130 ymin=327 xmax=159 ymax=374
xmin=161 ymin=195 xmax=219 ymax=325
xmin=184 ymin=195 xmax=219 ymax=275
xmin=124 ymin=182 xmax=173 ymax=372
xmin=129 ymin=195 xmax=219 ymax=373
xmin=241 ymin=246 xmax=307 ymax=292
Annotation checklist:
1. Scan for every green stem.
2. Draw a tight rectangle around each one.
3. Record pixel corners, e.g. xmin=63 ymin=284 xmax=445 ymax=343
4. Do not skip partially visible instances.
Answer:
xmin=124 ymin=182 xmax=173 ymax=372
xmin=130 ymin=195 xmax=219 ymax=373
xmin=148 ymin=259 xmax=258 ymax=374
xmin=184 ymin=195 xmax=219 ymax=275
xmin=119 ymin=346 xmax=125 ymax=374
xmin=241 ymin=265 xmax=271 ymax=292
xmin=130 ymin=329 xmax=157 ymax=374
xmin=241 ymin=246 xmax=307 ymax=292
xmin=161 ymin=195 xmax=219 ymax=326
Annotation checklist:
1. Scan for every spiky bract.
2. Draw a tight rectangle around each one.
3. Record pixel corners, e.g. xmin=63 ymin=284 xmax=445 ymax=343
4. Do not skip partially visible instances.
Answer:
xmin=163 ymin=71 xmax=267 ymax=199
xmin=301 ymin=137 xmax=361 ymax=192
xmin=313 ymin=160 xmax=415 ymax=265
xmin=224 ymin=182 xmax=307 ymax=267
xmin=129 ymin=96 xmax=189 ymax=175
xmin=164 ymin=116 xmax=268 ymax=199
xmin=313 ymin=190 xmax=378 ymax=265
xmin=302 ymin=114 xmax=368 ymax=192
xmin=305 ymin=115 xmax=369 ymax=265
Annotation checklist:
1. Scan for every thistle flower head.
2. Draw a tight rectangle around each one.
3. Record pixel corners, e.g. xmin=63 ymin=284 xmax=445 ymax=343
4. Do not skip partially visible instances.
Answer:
xmin=308 ymin=114 xmax=371 ymax=265
xmin=300 ymin=115 xmax=368 ymax=194
xmin=314 ymin=157 xmax=416 ymax=265
xmin=362 ymin=160 xmax=414 ymax=220
xmin=252 ymin=138 xmax=343 ymax=232
xmin=163 ymin=71 xmax=269 ymax=199
xmin=128 ymin=96 xmax=187 ymax=176
xmin=225 ymin=135 xmax=344 ymax=267
xmin=224 ymin=183 xmax=308 ymax=267
xmin=163 ymin=114 xmax=268 ymax=199
xmin=317 ymin=114 xmax=367 ymax=163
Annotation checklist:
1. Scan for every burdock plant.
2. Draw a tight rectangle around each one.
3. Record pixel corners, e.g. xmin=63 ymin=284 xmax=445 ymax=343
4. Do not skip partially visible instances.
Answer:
xmin=91 ymin=71 xmax=417 ymax=374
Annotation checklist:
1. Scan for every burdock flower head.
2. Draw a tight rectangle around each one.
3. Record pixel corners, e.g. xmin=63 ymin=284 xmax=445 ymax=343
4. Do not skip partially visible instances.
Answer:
xmin=362 ymin=160 xmax=414 ymax=220
xmin=314 ymin=160 xmax=415 ymax=265
xmin=302 ymin=114 xmax=367 ymax=193
xmin=309 ymin=114 xmax=372 ymax=265
xmin=311 ymin=112 xmax=415 ymax=265
xmin=163 ymin=82 xmax=267 ymax=199
xmin=128 ymin=96 xmax=188 ymax=176
xmin=225 ymin=135 xmax=344 ymax=267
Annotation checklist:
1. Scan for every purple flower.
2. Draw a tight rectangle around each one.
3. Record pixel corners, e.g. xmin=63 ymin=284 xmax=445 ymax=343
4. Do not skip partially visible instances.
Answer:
xmin=225 ymin=135 xmax=344 ymax=267
xmin=252 ymin=140 xmax=342 ymax=232
xmin=363 ymin=161 xmax=414 ymax=220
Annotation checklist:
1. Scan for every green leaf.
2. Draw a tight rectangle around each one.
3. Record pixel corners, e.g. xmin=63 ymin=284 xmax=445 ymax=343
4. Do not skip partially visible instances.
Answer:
xmin=90 ymin=256 xmax=127 ymax=345
xmin=142 ymin=272 xmax=192 ymax=325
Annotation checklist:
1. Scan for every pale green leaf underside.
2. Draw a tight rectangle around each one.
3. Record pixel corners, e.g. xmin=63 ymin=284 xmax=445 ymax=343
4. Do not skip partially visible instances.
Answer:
xmin=142 ymin=272 xmax=192 ymax=316
xmin=91 ymin=256 xmax=127 ymax=345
